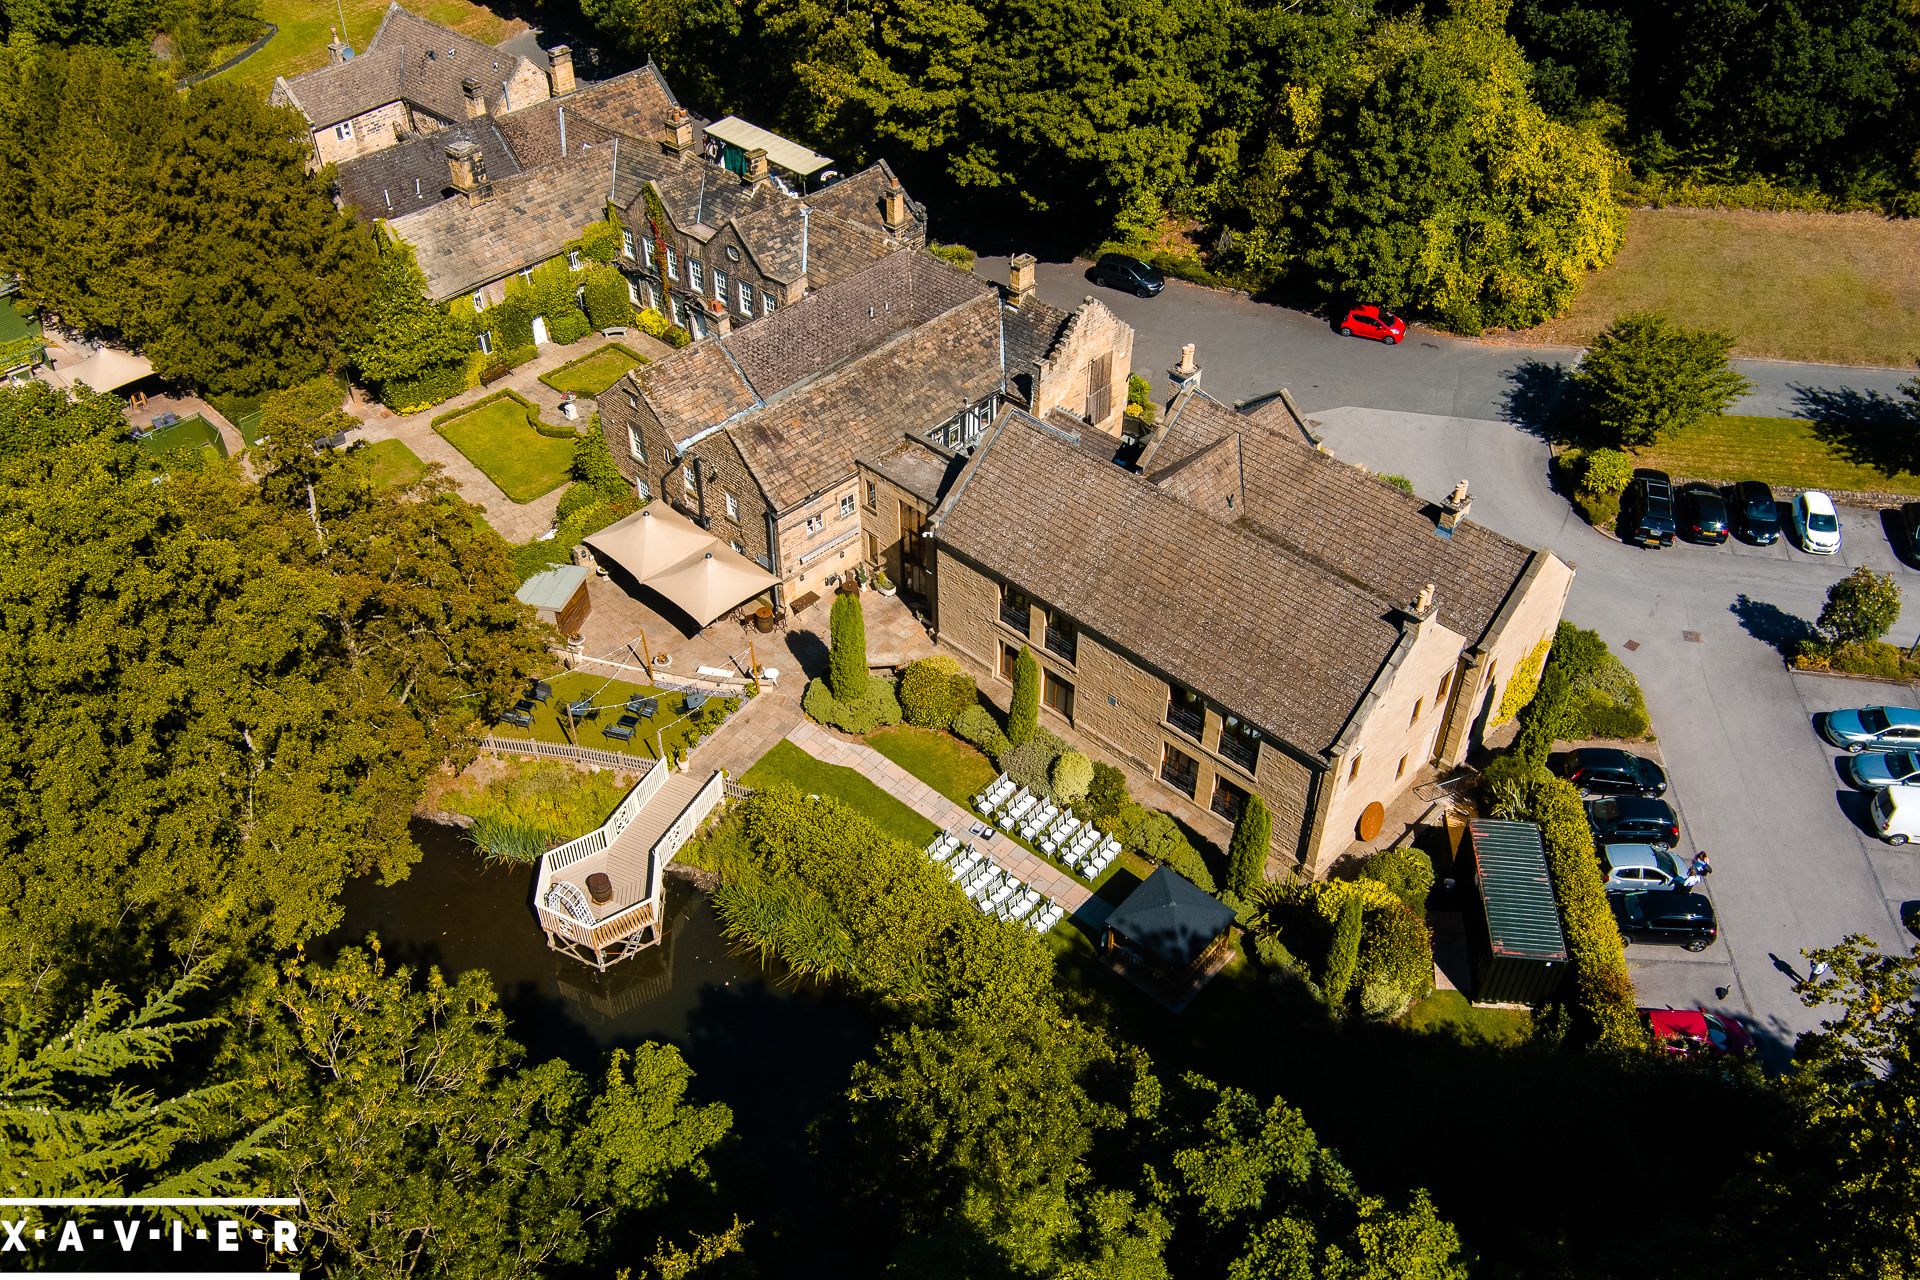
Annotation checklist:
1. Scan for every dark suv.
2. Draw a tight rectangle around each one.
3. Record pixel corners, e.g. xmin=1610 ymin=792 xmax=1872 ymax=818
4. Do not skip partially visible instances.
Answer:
xmin=1677 ymin=482 xmax=1729 ymax=545
xmin=1586 ymin=795 xmax=1681 ymax=848
xmin=1619 ymin=469 xmax=1677 ymax=547
xmin=1553 ymin=747 xmax=1668 ymax=798
xmin=1090 ymin=253 xmax=1165 ymax=297
xmin=1726 ymin=480 xmax=1782 ymax=545
xmin=1611 ymin=890 xmax=1717 ymax=952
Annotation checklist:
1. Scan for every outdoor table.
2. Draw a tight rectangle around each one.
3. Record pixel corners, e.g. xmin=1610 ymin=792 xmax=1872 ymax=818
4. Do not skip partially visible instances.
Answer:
xmin=585 ymin=872 xmax=613 ymax=905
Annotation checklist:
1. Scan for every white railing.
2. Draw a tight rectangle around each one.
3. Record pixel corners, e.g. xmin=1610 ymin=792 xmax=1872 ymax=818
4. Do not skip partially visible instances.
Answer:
xmin=648 ymin=771 xmax=726 ymax=900
xmin=538 ymin=760 xmax=661 ymax=878
xmin=479 ymin=735 xmax=641 ymax=770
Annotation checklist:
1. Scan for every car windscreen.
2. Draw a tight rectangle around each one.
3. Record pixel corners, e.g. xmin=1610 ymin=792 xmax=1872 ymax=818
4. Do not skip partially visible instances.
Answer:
xmin=1652 ymin=848 xmax=1681 ymax=878
xmin=1745 ymin=497 xmax=1776 ymax=519
xmin=1862 ymin=708 xmax=1890 ymax=732
xmin=1809 ymin=512 xmax=1838 ymax=532
xmin=1890 ymin=751 xmax=1920 ymax=777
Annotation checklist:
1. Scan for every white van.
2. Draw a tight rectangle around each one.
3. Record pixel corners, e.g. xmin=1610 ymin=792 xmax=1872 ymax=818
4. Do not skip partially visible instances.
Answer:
xmin=1870 ymin=785 xmax=1920 ymax=844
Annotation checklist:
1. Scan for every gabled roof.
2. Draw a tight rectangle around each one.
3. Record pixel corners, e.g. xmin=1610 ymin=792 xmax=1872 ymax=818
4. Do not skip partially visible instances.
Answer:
xmin=1105 ymin=866 xmax=1236 ymax=972
xmin=333 ymin=118 xmax=523 ymax=221
xmin=276 ymin=4 xmax=536 ymax=129
xmin=497 ymin=63 xmax=686 ymax=167
xmin=933 ymin=408 xmax=1408 ymax=756
xmin=802 ymin=160 xmax=924 ymax=240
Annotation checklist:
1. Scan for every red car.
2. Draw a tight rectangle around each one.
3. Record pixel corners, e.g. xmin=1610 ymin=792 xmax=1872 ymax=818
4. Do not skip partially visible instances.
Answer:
xmin=1644 ymin=1008 xmax=1756 ymax=1058
xmin=1339 ymin=304 xmax=1406 ymax=344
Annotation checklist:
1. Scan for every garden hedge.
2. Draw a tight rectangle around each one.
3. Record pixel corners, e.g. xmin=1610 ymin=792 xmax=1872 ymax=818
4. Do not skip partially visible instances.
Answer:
xmin=1532 ymin=773 xmax=1639 ymax=1048
xmin=953 ymin=704 xmax=1009 ymax=757
xmin=898 ymin=655 xmax=977 ymax=729
xmin=802 ymin=675 xmax=902 ymax=734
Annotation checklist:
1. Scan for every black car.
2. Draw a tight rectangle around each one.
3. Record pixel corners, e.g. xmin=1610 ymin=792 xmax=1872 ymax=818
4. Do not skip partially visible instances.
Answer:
xmin=1611 ymin=890 xmax=1717 ymax=952
xmin=1618 ymin=469 xmax=1677 ymax=548
xmin=1090 ymin=253 xmax=1165 ymax=297
xmin=1554 ymin=747 xmax=1669 ymax=798
xmin=1896 ymin=502 xmax=1920 ymax=560
xmin=1726 ymin=480 xmax=1782 ymax=545
xmin=1586 ymin=795 xmax=1681 ymax=848
xmin=1677 ymin=482 xmax=1729 ymax=545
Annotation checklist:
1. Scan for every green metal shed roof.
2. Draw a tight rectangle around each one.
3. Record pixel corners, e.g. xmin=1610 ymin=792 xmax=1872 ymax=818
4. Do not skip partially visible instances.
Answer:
xmin=516 ymin=564 xmax=589 ymax=613
xmin=1468 ymin=818 xmax=1569 ymax=960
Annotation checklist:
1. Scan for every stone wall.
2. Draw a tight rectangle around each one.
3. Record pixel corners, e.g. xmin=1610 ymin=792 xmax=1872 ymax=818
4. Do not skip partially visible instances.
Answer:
xmin=308 ymin=99 xmax=416 ymax=167
xmin=1458 ymin=550 xmax=1576 ymax=754
xmin=1029 ymin=299 xmax=1134 ymax=438
xmin=776 ymin=476 xmax=865 ymax=594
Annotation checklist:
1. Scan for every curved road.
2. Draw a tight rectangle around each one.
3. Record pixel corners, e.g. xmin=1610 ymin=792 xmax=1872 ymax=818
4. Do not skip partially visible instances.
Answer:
xmin=985 ymin=255 xmax=1920 ymax=1056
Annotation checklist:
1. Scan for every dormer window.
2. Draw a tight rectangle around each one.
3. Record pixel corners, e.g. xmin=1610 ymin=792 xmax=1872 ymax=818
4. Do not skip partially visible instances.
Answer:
xmin=927 ymin=396 xmax=997 ymax=450
xmin=566 ymin=249 xmax=581 ymax=271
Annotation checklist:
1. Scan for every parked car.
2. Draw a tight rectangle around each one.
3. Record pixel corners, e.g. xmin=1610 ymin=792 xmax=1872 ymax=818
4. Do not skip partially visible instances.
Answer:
xmin=1643 ymin=1007 xmax=1755 ymax=1055
xmin=1586 ymin=795 xmax=1681 ymax=848
xmin=1820 ymin=706 xmax=1920 ymax=753
xmin=1612 ymin=891 xmax=1718 ymax=951
xmin=1793 ymin=489 xmax=1842 ymax=554
xmin=1846 ymin=749 xmax=1920 ymax=789
xmin=1553 ymin=747 xmax=1669 ymax=797
xmin=1618 ymin=469 xmax=1677 ymax=547
xmin=1338 ymin=304 xmax=1406 ymax=344
xmin=1089 ymin=253 xmax=1165 ymax=297
xmin=1677 ymin=482 xmax=1730 ymax=544
xmin=1869 ymin=784 xmax=1920 ymax=846
xmin=1897 ymin=502 xmax=1920 ymax=560
xmin=1726 ymin=480 xmax=1782 ymax=545
xmin=1599 ymin=842 xmax=1685 ymax=892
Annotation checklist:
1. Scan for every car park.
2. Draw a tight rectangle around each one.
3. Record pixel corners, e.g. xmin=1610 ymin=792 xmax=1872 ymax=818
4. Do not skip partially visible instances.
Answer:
xmin=1618 ymin=470 xmax=1677 ymax=548
xmin=1792 ymin=490 xmax=1841 ymax=554
xmin=1089 ymin=253 xmax=1165 ymax=297
xmin=1338 ymin=304 xmax=1406 ymax=344
xmin=1644 ymin=1007 xmax=1755 ymax=1055
xmin=1726 ymin=480 xmax=1782 ymax=545
xmin=1554 ymin=747 xmax=1669 ymax=797
xmin=1820 ymin=706 xmax=1920 ymax=753
xmin=1869 ymin=785 xmax=1920 ymax=846
xmin=1612 ymin=891 xmax=1718 ymax=951
xmin=1676 ymin=483 xmax=1729 ymax=544
xmin=1846 ymin=749 xmax=1920 ymax=789
xmin=1599 ymin=842 xmax=1685 ymax=892
xmin=1586 ymin=795 xmax=1680 ymax=848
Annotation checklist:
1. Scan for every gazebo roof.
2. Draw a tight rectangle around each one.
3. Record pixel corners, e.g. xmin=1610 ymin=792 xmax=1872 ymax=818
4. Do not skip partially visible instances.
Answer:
xmin=1105 ymin=866 xmax=1236 ymax=972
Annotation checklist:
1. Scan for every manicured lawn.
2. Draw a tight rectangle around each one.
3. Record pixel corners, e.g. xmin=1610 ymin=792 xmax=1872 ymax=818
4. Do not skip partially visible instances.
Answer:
xmin=1511 ymin=207 xmax=1920 ymax=367
xmin=433 ymin=395 xmax=574 ymax=503
xmin=1633 ymin=414 xmax=1920 ymax=496
xmin=864 ymin=725 xmax=999 ymax=807
xmin=1401 ymin=989 xmax=1534 ymax=1047
xmin=356 ymin=438 xmax=431 ymax=491
xmin=139 ymin=415 xmax=227 ymax=462
xmin=214 ymin=0 xmax=520 ymax=94
xmin=488 ymin=671 xmax=732 ymax=764
xmin=740 ymin=739 xmax=939 ymax=847
xmin=0 ymin=298 xmax=39 ymax=344
xmin=538 ymin=344 xmax=648 ymax=397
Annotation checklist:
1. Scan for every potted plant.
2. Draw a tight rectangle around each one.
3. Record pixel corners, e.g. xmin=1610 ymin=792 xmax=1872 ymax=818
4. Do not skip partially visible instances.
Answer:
xmin=565 ymin=632 xmax=585 ymax=655
xmin=874 ymin=569 xmax=896 ymax=598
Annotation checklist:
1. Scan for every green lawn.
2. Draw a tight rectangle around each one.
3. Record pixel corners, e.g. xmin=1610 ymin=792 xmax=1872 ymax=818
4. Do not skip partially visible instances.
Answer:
xmin=741 ymin=739 xmax=939 ymax=847
xmin=139 ymin=415 xmax=227 ymax=462
xmin=864 ymin=725 xmax=999 ymax=806
xmin=538 ymin=344 xmax=648 ymax=397
xmin=433 ymin=395 xmax=574 ymax=503
xmin=1635 ymin=414 xmax=1920 ymax=497
xmin=214 ymin=0 xmax=520 ymax=94
xmin=1512 ymin=207 xmax=1920 ymax=367
xmin=0 ymin=298 xmax=38 ymax=344
xmin=1401 ymin=990 xmax=1534 ymax=1047
xmin=357 ymin=438 xmax=431 ymax=492
xmin=488 ymin=671 xmax=732 ymax=764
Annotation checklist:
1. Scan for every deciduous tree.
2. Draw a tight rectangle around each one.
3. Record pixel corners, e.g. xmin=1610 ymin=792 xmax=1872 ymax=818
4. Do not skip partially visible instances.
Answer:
xmin=1818 ymin=566 xmax=1903 ymax=649
xmin=1572 ymin=311 xmax=1750 ymax=449
xmin=347 ymin=236 xmax=470 ymax=400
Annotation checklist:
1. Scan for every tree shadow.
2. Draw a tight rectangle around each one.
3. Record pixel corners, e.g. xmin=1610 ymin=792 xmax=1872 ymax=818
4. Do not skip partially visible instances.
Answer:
xmin=1792 ymin=383 xmax=1920 ymax=477
xmin=1730 ymin=593 xmax=1818 ymax=657
xmin=1502 ymin=357 xmax=1584 ymax=443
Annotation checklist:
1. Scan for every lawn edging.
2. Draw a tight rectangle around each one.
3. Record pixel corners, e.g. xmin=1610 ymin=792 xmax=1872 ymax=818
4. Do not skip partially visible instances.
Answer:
xmin=538 ymin=343 xmax=648 ymax=396
xmin=432 ymin=387 xmax=540 ymax=428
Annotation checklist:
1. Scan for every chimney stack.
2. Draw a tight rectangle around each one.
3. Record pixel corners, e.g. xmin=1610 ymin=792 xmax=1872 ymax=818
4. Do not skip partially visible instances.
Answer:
xmin=706 ymin=297 xmax=730 ymax=338
xmin=546 ymin=44 xmax=575 ymax=97
xmin=462 ymin=76 xmax=487 ymax=119
xmin=1436 ymin=479 xmax=1471 ymax=538
xmin=663 ymin=107 xmax=695 ymax=155
xmin=326 ymin=26 xmax=349 ymax=64
xmin=1170 ymin=342 xmax=1201 ymax=392
xmin=882 ymin=183 xmax=909 ymax=235
xmin=1008 ymin=253 xmax=1036 ymax=306
xmin=742 ymin=147 xmax=770 ymax=185
xmin=446 ymin=140 xmax=491 ymax=206
xmin=1414 ymin=582 xmax=1436 ymax=615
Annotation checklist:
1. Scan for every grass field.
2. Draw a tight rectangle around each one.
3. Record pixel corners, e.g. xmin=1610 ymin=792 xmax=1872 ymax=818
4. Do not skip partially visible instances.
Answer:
xmin=741 ymin=739 xmax=939 ymax=846
xmin=139 ymin=415 xmax=227 ymax=462
xmin=215 ymin=0 xmax=522 ymax=94
xmin=863 ymin=725 xmax=999 ymax=807
xmin=356 ymin=438 xmax=431 ymax=491
xmin=487 ymin=671 xmax=732 ymax=763
xmin=1635 ymin=414 xmax=1920 ymax=496
xmin=433 ymin=395 xmax=574 ymax=502
xmin=539 ymin=344 xmax=648 ymax=397
xmin=1510 ymin=208 xmax=1920 ymax=367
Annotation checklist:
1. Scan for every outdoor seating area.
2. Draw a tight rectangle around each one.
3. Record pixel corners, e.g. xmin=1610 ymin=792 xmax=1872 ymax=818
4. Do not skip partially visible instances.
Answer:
xmin=974 ymin=774 xmax=1119 ymax=880
xmin=487 ymin=671 xmax=736 ymax=762
xmin=924 ymin=830 xmax=1067 ymax=933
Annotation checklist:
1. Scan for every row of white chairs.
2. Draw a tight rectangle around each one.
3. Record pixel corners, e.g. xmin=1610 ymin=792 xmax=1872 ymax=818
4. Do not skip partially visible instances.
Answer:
xmin=972 ymin=773 xmax=1117 ymax=880
xmin=925 ymin=832 xmax=1066 ymax=932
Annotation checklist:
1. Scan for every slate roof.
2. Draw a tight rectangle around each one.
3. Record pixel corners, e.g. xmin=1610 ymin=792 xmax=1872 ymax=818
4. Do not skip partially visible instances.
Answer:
xmin=1151 ymin=391 xmax=1536 ymax=646
xmin=860 ymin=436 xmax=966 ymax=504
xmin=803 ymin=160 xmax=925 ymax=240
xmin=497 ymin=64 xmax=685 ymax=167
xmin=726 ymin=198 xmax=894 ymax=286
xmin=1104 ymin=866 xmax=1237 ymax=972
xmin=934 ymin=408 xmax=1408 ymax=756
xmin=492 ymin=101 xmax=623 ymax=171
xmin=999 ymin=296 xmax=1073 ymax=401
xmin=276 ymin=4 xmax=534 ymax=128
xmin=333 ymin=118 xmax=522 ymax=221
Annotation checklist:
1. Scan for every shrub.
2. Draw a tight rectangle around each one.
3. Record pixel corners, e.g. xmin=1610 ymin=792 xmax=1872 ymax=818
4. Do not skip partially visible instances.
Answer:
xmin=1797 ymin=641 xmax=1920 ymax=680
xmin=1495 ymin=636 xmax=1551 ymax=728
xmin=1356 ymin=845 xmax=1435 ymax=914
xmin=828 ymin=592 xmax=869 ymax=703
xmin=1126 ymin=373 xmax=1156 ymax=425
xmin=928 ymin=241 xmax=976 ymax=271
xmin=533 ymin=417 xmax=577 ymax=439
xmin=1080 ymin=763 xmax=1130 ymax=826
xmin=548 ymin=307 xmax=592 ymax=346
xmin=1819 ymin=567 xmax=1902 ymax=648
xmin=1573 ymin=488 xmax=1620 ymax=529
xmin=953 ymin=704 xmax=1009 ymax=757
xmin=571 ymin=426 xmax=628 ymax=501
xmin=512 ymin=493 xmax=638 ymax=581
xmin=581 ymin=266 xmax=633 ymax=329
xmin=801 ymin=675 xmax=902 ymax=733
xmin=1562 ymin=648 xmax=1650 ymax=739
xmin=1007 ymin=646 xmax=1039 ymax=745
xmin=1378 ymin=473 xmax=1415 ymax=495
xmin=998 ymin=728 xmax=1066 ymax=798
xmin=1323 ymin=895 xmax=1364 ymax=1008
xmin=491 ymin=290 xmax=535 ymax=350
xmin=1579 ymin=447 xmax=1633 ymax=498
xmin=578 ymin=220 xmax=623 ymax=264
xmin=554 ymin=483 xmax=602 ymax=523
xmin=1126 ymin=807 xmax=1216 ymax=893
xmin=1225 ymin=793 xmax=1272 ymax=897
xmin=1533 ymin=772 xmax=1638 ymax=1048
xmin=636 ymin=306 xmax=674 ymax=339
xmin=379 ymin=357 xmax=472 ymax=413
xmin=1051 ymin=751 xmax=1093 ymax=803
xmin=898 ymin=655 xmax=976 ymax=728
xmin=1356 ymin=902 xmax=1434 ymax=1018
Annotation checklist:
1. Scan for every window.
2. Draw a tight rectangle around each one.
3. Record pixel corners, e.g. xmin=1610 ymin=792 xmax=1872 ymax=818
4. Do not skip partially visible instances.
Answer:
xmin=575 ymin=285 xmax=587 ymax=311
xmin=1167 ymin=683 xmax=1204 ymax=738
xmin=1086 ymin=350 xmax=1113 ymax=422
xmin=1348 ymin=754 xmax=1363 ymax=782
xmin=622 ymin=230 xmax=635 ymax=258
xmin=628 ymin=278 xmax=642 ymax=306
xmin=643 ymin=238 xmax=656 ymax=267
xmin=805 ymin=513 xmax=824 ymax=535
xmin=635 ymin=478 xmax=650 ymax=501
xmin=1161 ymin=743 xmax=1199 ymax=798
xmin=731 ymin=539 xmax=743 ymax=553
xmin=1212 ymin=775 xmax=1249 ymax=823
xmin=1043 ymin=670 xmax=1075 ymax=720
xmin=1410 ymin=698 xmax=1424 ymax=725
xmin=713 ymin=267 xmax=729 ymax=300
xmin=477 ymin=331 xmax=493 ymax=355
xmin=472 ymin=289 xmax=486 ymax=312
xmin=763 ymin=294 xmax=777 ymax=316
xmin=738 ymin=282 xmax=754 ymax=314
xmin=335 ymin=120 xmax=353 ymax=141
xmin=1218 ymin=716 xmax=1261 ymax=772
xmin=1437 ymin=670 xmax=1453 ymax=703
xmin=625 ymin=391 xmax=638 ymax=411
xmin=1043 ymin=609 xmax=1076 ymax=664
xmin=1000 ymin=643 xmax=1020 ymax=681
xmin=689 ymin=259 xmax=703 ymax=290
xmin=1395 ymin=755 xmax=1408 ymax=780
xmin=866 ymin=480 xmax=876 ymax=508
xmin=682 ymin=463 xmax=696 ymax=491
xmin=839 ymin=494 xmax=855 ymax=519
xmin=665 ymin=248 xmax=678 ymax=281
xmin=567 ymin=249 xmax=581 ymax=270
xmin=627 ymin=425 xmax=645 ymax=462
xmin=1000 ymin=583 xmax=1032 ymax=633
xmin=725 ymin=492 xmax=739 ymax=520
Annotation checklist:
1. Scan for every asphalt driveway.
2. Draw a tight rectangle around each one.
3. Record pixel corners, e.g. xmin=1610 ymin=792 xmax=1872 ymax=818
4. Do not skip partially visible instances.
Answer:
xmin=988 ymin=254 xmax=1920 ymax=1054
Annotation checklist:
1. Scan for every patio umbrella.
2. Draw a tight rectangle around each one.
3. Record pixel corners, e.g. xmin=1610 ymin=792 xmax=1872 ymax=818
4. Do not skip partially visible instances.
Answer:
xmin=584 ymin=504 xmax=716 ymax=580
xmin=644 ymin=547 xmax=779 ymax=627
xmin=47 ymin=346 xmax=152 ymax=392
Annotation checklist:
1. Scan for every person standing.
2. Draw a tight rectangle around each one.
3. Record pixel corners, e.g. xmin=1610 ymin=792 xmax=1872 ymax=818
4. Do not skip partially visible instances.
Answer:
xmin=1691 ymin=850 xmax=1713 ymax=881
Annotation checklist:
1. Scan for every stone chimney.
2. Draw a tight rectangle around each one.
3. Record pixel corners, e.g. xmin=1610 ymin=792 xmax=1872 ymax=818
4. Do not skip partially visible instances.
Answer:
xmin=326 ymin=26 xmax=349 ymax=64
xmin=1008 ymin=253 xmax=1036 ymax=306
xmin=547 ymin=45 xmax=575 ymax=97
xmin=446 ymin=140 xmax=491 ymax=206
xmin=663 ymin=107 xmax=695 ymax=155
xmin=1436 ymin=479 xmax=1471 ymax=537
xmin=705 ymin=297 xmax=730 ymax=338
xmin=462 ymin=77 xmax=487 ymax=119
xmin=1170 ymin=342 xmax=1201 ymax=392
xmin=742 ymin=147 xmax=770 ymax=185
xmin=882 ymin=183 xmax=910 ymax=234
xmin=1415 ymin=582 xmax=1436 ymax=615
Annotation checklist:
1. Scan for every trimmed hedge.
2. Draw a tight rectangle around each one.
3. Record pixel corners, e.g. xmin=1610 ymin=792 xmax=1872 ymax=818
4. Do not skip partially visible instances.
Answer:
xmin=533 ymin=417 xmax=578 ymax=439
xmin=511 ymin=494 xmax=637 ymax=582
xmin=1051 ymin=750 xmax=1093 ymax=803
xmin=1080 ymin=763 xmax=1129 ymax=826
xmin=548 ymin=307 xmax=592 ymax=346
xmin=381 ymin=355 xmax=474 ymax=414
xmin=1533 ymin=773 xmax=1639 ymax=1049
xmin=431 ymin=387 xmax=540 ymax=429
xmin=898 ymin=655 xmax=978 ymax=729
xmin=953 ymin=704 xmax=1009 ymax=758
xmin=1357 ymin=902 xmax=1434 ymax=1018
xmin=1114 ymin=802 xmax=1215 ymax=892
xmin=802 ymin=675 xmax=902 ymax=733
xmin=581 ymin=266 xmax=633 ymax=330
xmin=997 ymin=727 xmax=1067 ymax=798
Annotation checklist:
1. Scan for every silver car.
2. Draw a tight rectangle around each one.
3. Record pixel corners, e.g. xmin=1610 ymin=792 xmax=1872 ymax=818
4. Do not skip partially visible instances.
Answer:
xmin=1848 ymin=749 xmax=1920 ymax=789
xmin=1822 ymin=706 xmax=1920 ymax=754
xmin=1599 ymin=843 xmax=1684 ymax=894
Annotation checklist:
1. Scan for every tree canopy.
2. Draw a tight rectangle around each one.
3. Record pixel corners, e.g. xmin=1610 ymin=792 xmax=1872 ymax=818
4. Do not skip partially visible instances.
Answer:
xmin=1572 ymin=310 xmax=1750 ymax=448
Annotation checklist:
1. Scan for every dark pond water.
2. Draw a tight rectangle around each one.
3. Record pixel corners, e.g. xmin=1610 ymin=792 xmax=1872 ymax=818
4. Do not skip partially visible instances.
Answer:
xmin=330 ymin=821 xmax=880 ymax=1276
